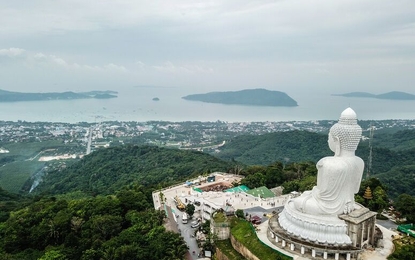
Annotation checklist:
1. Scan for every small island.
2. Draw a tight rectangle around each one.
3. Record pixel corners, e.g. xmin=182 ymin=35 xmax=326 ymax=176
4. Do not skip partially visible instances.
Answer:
xmin=152 ymin=97 xmax=160 ymax=101
xmin=182 ymin=88 xmax=298 ymax=107
xmin=333 ymin=91 xmax=415 ymax=100
xmin=0 ymin=89 xmax=118 ymax=102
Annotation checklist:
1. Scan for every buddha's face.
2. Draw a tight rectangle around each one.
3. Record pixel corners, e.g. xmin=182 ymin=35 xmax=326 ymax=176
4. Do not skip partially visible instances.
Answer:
xmin=328 ymin=132 xmax=337 ymax=153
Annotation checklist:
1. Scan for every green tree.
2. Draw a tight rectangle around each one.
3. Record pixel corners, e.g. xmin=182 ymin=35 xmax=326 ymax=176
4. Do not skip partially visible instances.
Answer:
xmin=185 ymin=203 xmax=195 ymax=218
xmin=117 ymin=189 xmax=150 ymax=212
xmin=388 ymin=243 xmax=415 ymax=260
xmin=264 ymin=162 xmax=284 ymax=187
xmin=357 ymin=178 xmax=389 ymax=213
xmin=39 ymin=249 xmax=67 ymax=260
xmin=368 ymin=186 xmax=389 ymax=213
xmin=235 ymin=209 xmax=244 ymax=219
xmin=241 ymin=172 xmax=265 ymax=189
xmin=395 ymin=194 xmax=415 ymax=223
xmin=91 ymin=215 xmax=123 ymax=240
xmin=244 ymin=165 xmax=266 ymax=176
xmin=80 ymin=249 xmax=100 ymax=260
xmin=164 ymin=234 xmax=188 ymax=260
xmin=201 ymin=219 xmax=211 ymax=234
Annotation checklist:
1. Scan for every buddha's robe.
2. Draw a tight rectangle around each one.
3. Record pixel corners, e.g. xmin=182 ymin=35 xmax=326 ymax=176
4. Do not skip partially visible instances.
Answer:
xmin=294 ymin=155 xmax=364 ymax=216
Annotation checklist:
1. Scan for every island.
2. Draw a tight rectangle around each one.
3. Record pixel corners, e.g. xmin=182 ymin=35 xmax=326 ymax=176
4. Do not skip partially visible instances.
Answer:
xmin=182 ymin=88 xmax=298 ymax=107
xmin=0 ymin=89 xmax=118 ymax=102
xmin=152 ymin=97 xmax=160 ymax=101
xmin=333 ymin=91 xmax=415 ymax=100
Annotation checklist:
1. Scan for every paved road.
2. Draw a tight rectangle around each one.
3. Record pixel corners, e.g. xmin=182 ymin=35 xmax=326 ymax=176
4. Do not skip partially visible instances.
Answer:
xmin=177 ymin=211 xmax=201 ymax=259
xmin=165 ymin=204 xmax=201 ymax=259
xmin=165 ymin=205 xmax=179 ymax=233
xmin=376 ymin=219 xmax=398 ymax=230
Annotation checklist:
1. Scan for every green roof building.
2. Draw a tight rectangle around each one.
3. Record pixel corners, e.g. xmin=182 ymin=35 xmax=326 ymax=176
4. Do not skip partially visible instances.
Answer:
xmin=246 ymin=186 xmax=275 ymax=199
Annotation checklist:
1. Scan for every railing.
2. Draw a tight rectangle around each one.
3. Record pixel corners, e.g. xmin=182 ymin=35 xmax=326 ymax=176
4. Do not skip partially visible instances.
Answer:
xmin=268 ymin=215 xmax=363 ymax=256
xmin=248 ymin=221 xmax=293 ymax=260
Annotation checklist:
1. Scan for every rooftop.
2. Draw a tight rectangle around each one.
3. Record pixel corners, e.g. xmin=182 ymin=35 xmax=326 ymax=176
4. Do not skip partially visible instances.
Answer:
xmin=246 ymin=186 xmax=275 ymax=199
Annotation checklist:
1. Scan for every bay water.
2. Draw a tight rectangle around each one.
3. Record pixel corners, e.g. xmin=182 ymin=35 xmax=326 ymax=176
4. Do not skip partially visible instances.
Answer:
xmin=0 ymin=87 xmax=414 ymax=123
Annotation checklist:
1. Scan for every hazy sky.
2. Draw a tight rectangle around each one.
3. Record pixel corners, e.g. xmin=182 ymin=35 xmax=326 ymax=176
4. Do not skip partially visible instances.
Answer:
xmin=1 ymin=0 xmax=414 ymax=95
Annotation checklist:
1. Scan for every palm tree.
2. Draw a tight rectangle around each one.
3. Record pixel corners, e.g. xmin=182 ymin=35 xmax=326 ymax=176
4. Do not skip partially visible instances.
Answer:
xmin=159 ymin=191 xmax=165 ymax=206
xmin=70 ymin=216 xmax=84 ymax=233
xmin=164 ymin=235 xmax=188 ymax=260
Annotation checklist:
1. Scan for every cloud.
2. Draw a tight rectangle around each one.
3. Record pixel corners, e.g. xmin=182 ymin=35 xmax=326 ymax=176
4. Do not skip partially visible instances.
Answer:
xmin=50 ymin=55 xmax=68 ymax=67
xmin=0 ymin=1 xmax=414 ymax=93
xmin=135 ymin=61 xmax=146 ymax=69
xmin=152 ymin=61 xmax=213 ymax=74
xmin=104 ymin=63 xmax=128 ymax=72
xmin=0 ymin=48 xmax=131 ymax=80
xmin=34 ymin=52 xmax=47 ymax=59
xmin=0 ymin=47 xmax=25 ymax=57
xmin=1 ymin=46 xmax=214 ymax=78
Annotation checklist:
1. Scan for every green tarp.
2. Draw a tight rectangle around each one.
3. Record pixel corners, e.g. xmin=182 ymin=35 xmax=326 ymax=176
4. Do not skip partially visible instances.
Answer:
xmin=225 ymin=185 xmax=250 ymax=193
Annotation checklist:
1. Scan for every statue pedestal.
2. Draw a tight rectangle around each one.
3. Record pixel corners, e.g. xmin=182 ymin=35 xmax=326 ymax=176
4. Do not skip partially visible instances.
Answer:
xmin=268 ymin=214 xmax=363 ymax=260
xmin=339 ymin=207 xmax=377 ymax=248
xmin=279 ymin=200 xmax=352 ymax=245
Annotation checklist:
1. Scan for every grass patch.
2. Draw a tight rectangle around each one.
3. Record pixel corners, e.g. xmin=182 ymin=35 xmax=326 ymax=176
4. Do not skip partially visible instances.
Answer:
xmin=0 ymin=140 xmax=78 ymax=193
xmin=230 ymin=217 xmax=291 ymax=260
xmin=215 ymin=239 xmax=245 ymax=260
xmin=213 ymin=211 xmax=227 ymax=223
xmin=1 ymin=140 xmax=65 ymax=160
xmin=0 ymin=161 xmax=45 ymax=193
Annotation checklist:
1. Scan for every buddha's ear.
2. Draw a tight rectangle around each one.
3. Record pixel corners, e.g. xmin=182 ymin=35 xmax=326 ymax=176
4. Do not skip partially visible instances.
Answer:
xmin=334 ymin=136 xmax=341 ymax=155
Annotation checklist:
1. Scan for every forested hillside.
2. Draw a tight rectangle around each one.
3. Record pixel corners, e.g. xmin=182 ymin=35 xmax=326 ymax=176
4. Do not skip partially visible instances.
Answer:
xmin=31 ymin=129 xmax=415 ymax=198
xmin=216 ymin=130 xmax=331 ymax=165
xmin=35 ymin=145 xmax=236 ymax=196
xmin=1 ymin=145 xmax=240 ymax=259
xmin=0 ymin=186 xmax=188 ymax=259
xmin=1 ymin=129 xmax=414 ymax=259
xmin=216 ymin=129 xmax=415 ymax=198
xmin=0 ymin=187 xmax=28 ymax=222
xmin=370 ymin=129 xmax=415 ymax=151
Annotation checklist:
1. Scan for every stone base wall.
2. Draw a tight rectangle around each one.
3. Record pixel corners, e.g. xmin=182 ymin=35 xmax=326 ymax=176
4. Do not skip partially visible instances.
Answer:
xmin=215 ymin=226 xmax=230 ymax=240
xmin=214 ymin=247 xmax=231 ymax=260
xmin=230 ymin=234 xmax=260 ymax=260
xmin=211 ymin=219 xmax=230 ymax=240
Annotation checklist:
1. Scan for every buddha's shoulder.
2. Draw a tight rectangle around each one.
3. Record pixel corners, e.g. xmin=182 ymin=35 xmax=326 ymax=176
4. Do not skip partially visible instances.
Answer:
xmin=318 ymin=156 xmax=344 ymax=162
xmin=317 ymin=156 xmax=361 ymax=169
xmin=317 ymin=156 xmax=346 ymax=167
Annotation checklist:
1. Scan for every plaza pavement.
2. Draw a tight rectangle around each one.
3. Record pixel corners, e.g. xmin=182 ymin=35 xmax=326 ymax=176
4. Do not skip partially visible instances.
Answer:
xmin=256 ymin=220 xmax=309 ymax=260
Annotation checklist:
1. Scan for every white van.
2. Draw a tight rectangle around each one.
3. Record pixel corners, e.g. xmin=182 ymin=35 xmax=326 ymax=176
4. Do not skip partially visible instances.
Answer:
xmin=182 ymin=212 xmax=188 ymax=224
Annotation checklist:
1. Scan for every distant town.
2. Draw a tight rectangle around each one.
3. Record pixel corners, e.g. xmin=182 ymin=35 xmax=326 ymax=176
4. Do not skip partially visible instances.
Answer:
xmin=1 ymin=119 xmax=415 ymax=159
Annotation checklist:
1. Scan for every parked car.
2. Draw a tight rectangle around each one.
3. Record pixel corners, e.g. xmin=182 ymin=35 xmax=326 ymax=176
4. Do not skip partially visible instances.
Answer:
xmin=191 ymin=222 xmax=200 ymax=228
xmin=251 ymin=215 xmax=262 ymax=225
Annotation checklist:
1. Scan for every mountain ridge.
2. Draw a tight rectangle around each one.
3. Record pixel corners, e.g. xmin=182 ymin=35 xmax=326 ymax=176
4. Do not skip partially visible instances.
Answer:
xmin=182 ymin=88 xmax=298 ymax=107
xmin=333 ymin=91 xmax=415 ymax=100
xmin=0 ymin=89 xmax=118 ymax=102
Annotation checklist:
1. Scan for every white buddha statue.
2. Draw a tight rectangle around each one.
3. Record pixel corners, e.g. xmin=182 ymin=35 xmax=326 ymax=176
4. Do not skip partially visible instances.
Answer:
xmin=278 ymin=107 xmax=364 ymax=245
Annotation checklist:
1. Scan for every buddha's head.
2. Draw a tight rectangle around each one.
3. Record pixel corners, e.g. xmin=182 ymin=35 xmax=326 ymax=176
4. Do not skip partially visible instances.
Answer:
xmin=329 ymin=107 xmax=362 ymax=154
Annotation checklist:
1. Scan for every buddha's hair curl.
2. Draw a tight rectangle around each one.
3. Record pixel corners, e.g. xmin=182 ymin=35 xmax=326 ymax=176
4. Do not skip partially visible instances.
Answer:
xmin=330 ymin=113 xmax=362 ymax=151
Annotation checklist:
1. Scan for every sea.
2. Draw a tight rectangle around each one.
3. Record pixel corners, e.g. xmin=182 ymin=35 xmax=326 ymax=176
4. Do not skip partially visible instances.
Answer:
xmin=0 ymin=87 xmax=414 ymax=123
